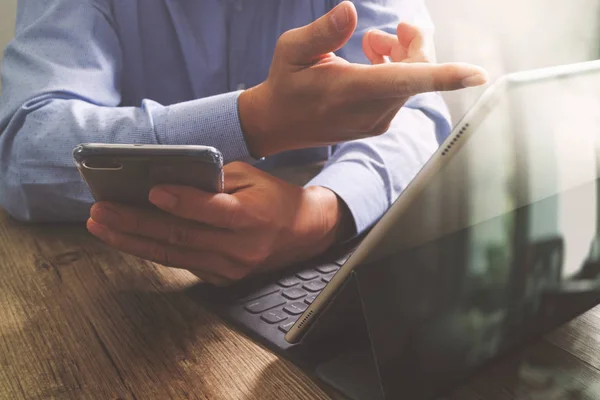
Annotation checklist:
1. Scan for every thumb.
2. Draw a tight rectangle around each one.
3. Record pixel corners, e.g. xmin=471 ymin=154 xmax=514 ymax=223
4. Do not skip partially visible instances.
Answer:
xmin=279 ymin=1 xmax=357 ymax=65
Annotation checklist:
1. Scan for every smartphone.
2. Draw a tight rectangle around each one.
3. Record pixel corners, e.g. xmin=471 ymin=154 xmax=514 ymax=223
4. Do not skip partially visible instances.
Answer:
xmin=73 ymin=143 xmax=224 ymax=206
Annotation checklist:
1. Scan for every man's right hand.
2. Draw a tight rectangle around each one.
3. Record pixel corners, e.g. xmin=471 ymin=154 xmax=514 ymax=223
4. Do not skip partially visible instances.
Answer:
xmin=239 ymin=0 xmax=487 ymax=158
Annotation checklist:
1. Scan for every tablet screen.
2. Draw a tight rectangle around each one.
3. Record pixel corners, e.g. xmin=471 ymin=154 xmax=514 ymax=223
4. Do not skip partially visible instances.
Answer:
xmin=357 ymin=63 xmax=600 ymax=399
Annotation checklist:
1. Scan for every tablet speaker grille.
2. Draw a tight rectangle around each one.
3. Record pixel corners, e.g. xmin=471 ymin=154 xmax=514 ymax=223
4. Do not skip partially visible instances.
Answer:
xmin=297 ymin=310 xmax=314 ymax=329
xmin=442 ymin=123 xmax=469 ymax=156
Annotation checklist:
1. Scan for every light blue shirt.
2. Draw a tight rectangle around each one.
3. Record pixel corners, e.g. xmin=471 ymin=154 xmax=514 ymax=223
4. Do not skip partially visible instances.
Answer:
xmin=0 ymin=0 xmax=451 ymax=235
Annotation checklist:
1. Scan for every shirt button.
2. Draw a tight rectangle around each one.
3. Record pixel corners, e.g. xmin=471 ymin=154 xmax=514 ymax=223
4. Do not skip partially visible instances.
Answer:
xmin=235 ymin=2 xmax=243 ymax=11
xmin=237 ymin=83 xmax=246 ymax=90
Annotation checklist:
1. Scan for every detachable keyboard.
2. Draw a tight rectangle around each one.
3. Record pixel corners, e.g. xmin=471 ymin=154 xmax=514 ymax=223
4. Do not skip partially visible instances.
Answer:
xmin=241 ymin=260 xmax=342 ymax=333
xmin=192 ymin=245 xmax=356 ymax=351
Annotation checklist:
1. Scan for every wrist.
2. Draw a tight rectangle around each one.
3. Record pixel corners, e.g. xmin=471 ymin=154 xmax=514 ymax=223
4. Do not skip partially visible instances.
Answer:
xmin=239 ymin=84 xmax=282 ymax=158
xmin=306 ymin=186 xmax=355 ymax=247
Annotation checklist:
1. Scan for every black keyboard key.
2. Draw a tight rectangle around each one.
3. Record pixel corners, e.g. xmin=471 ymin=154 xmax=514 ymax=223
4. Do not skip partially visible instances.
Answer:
xmin=283 ymin=287 xmax=308 ymax=300
xmin=244 ymin=293 xmax=286 ymax=314
xmin=238 ymin=285 xmax=280 ymax=303
xmin=322 ymin=273 xmax=335 ymax=283
xmin=303 ymin=280 xmax=327 ymax=292
xmin=277 ymin=276 xmax=301 ymax=288
xmin=296 ymin=269 xmax=319 ymax=280
xmin=279 ymin=318 xmax=298 ymax=333
xmin=316 ymin=263 xmax=339 ymax=274
xmin=261 ymin=309 xmax=288 ymax=324
xmin=284 ymin=301 xmax=309 ymax=315
xmin=304 ymin=294 xmax=317 ymax=305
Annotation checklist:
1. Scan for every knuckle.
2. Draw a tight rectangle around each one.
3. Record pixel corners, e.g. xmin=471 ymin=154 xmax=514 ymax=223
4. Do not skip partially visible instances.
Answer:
xmin=246 ymin=250 xmax=269 ymax=268
xmin=223 ymin=197 xmax=241 ymax=229
xmin=130 ymin=214 xmax=142 ymax=233
xmin=150 ymin=245 xmax=170 ymax=266
xmin=394 ymin=76 xmax=412 ymax=95
xmin=103 ymin=230 xmax=120 ymax=247
xmin=275 ymin=30 xmax=295 ymax=57
xmin=235 ymin=240 xmax=271 ymax=268
xmin=278 ymin=30 xmax=293 ymax=46
xmin=257 ymin=238 xmax=275 ymax=261
xmin=402 ymin=74 xmax=430 ymax=94
xmin=167 ymin=224 xmax=193 ymax=246
xmin=223 ymin=267 xmax=250 ymax=282
xmin=250 ymin=210 xmax=273 ymax=228
xmin=227 ymin=161 xmax=247 ymax=172
xmin=310 ymin=23 xmax=327 ymax=43
xmin=444 ymin=64 xmax=466 ymax=81
xmin=314 ymin=100 xmax=331 ymax=121
xmin=411 ymin=49 xmax=429 ymax=63
xmin=122 ymin=214 xmax=141 ymax=233
xmin=436 ymin=65 xmax=464 ymax=91
xmin=236 ymin=250 xmax=263 ymax=269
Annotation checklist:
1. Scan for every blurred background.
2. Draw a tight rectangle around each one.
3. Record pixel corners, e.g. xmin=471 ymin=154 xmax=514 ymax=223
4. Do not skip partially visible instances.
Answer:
xmin=425 ymin=0 xmax=600 ymax=120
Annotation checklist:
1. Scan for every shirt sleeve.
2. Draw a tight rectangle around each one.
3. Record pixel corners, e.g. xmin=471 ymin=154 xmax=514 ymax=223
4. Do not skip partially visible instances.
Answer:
xmin=306 ymin=0 xmax=453 ymax=235
xmin=0 ymin=0 xmax=255 ymax=222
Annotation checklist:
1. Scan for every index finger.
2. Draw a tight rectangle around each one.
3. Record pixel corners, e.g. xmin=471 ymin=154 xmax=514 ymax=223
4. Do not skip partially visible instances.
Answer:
xmin=149 ymin=185 xmax=242 ymax=229
xmin=350 ymin=62 xmax=488 ymax=98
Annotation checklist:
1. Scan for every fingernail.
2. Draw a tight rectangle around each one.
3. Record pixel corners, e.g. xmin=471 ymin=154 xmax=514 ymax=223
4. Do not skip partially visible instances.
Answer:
xmin=149 ymin=188 xmax=178 ymax=210
xmin=92 ymin=206 xmax=121 ymax=227
xmin=87 ymin=219 xmax=107 ymax=236
xmin=462 ymin=73 xmax=488 ymax=88
xmin=331 ymin=2 xmax=349 ymax=32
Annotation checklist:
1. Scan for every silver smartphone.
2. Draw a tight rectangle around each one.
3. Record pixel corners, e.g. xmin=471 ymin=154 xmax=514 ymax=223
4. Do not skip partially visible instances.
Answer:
xmin=73 ymin=143 xmax=224 ymax=206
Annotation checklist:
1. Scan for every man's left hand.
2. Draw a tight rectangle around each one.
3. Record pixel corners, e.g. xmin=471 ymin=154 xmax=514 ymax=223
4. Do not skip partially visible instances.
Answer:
xmin=87 ymin=162 xmax=353 ymax=286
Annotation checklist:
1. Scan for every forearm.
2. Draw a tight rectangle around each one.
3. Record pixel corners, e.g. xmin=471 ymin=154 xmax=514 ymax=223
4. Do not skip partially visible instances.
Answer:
xmin=0 ymin=92 xmax=255 ymax=222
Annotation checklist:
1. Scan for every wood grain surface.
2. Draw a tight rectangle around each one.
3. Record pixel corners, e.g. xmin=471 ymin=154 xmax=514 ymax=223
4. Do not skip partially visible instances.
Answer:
xmin=1 ymin=208 xmax=600 ymax=400
xmin=0 ymin=211 xmax=330 ymax=400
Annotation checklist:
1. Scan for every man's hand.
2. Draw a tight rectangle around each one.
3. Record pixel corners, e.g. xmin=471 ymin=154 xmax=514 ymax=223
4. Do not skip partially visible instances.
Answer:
xmin=86 ymin=163 xmax=353 ymax=286
xmin=239 ymin=1 xmax=487 ymax=158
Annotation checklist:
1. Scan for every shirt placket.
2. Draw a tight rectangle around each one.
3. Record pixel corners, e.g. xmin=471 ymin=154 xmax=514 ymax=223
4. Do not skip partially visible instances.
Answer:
xmin=227 ymin=0 xmax=246 ymax=91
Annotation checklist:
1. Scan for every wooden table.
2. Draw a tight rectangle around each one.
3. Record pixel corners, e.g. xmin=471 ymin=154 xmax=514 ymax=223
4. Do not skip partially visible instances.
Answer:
xmin=2 ymin=209 xmax=600 ymax=400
